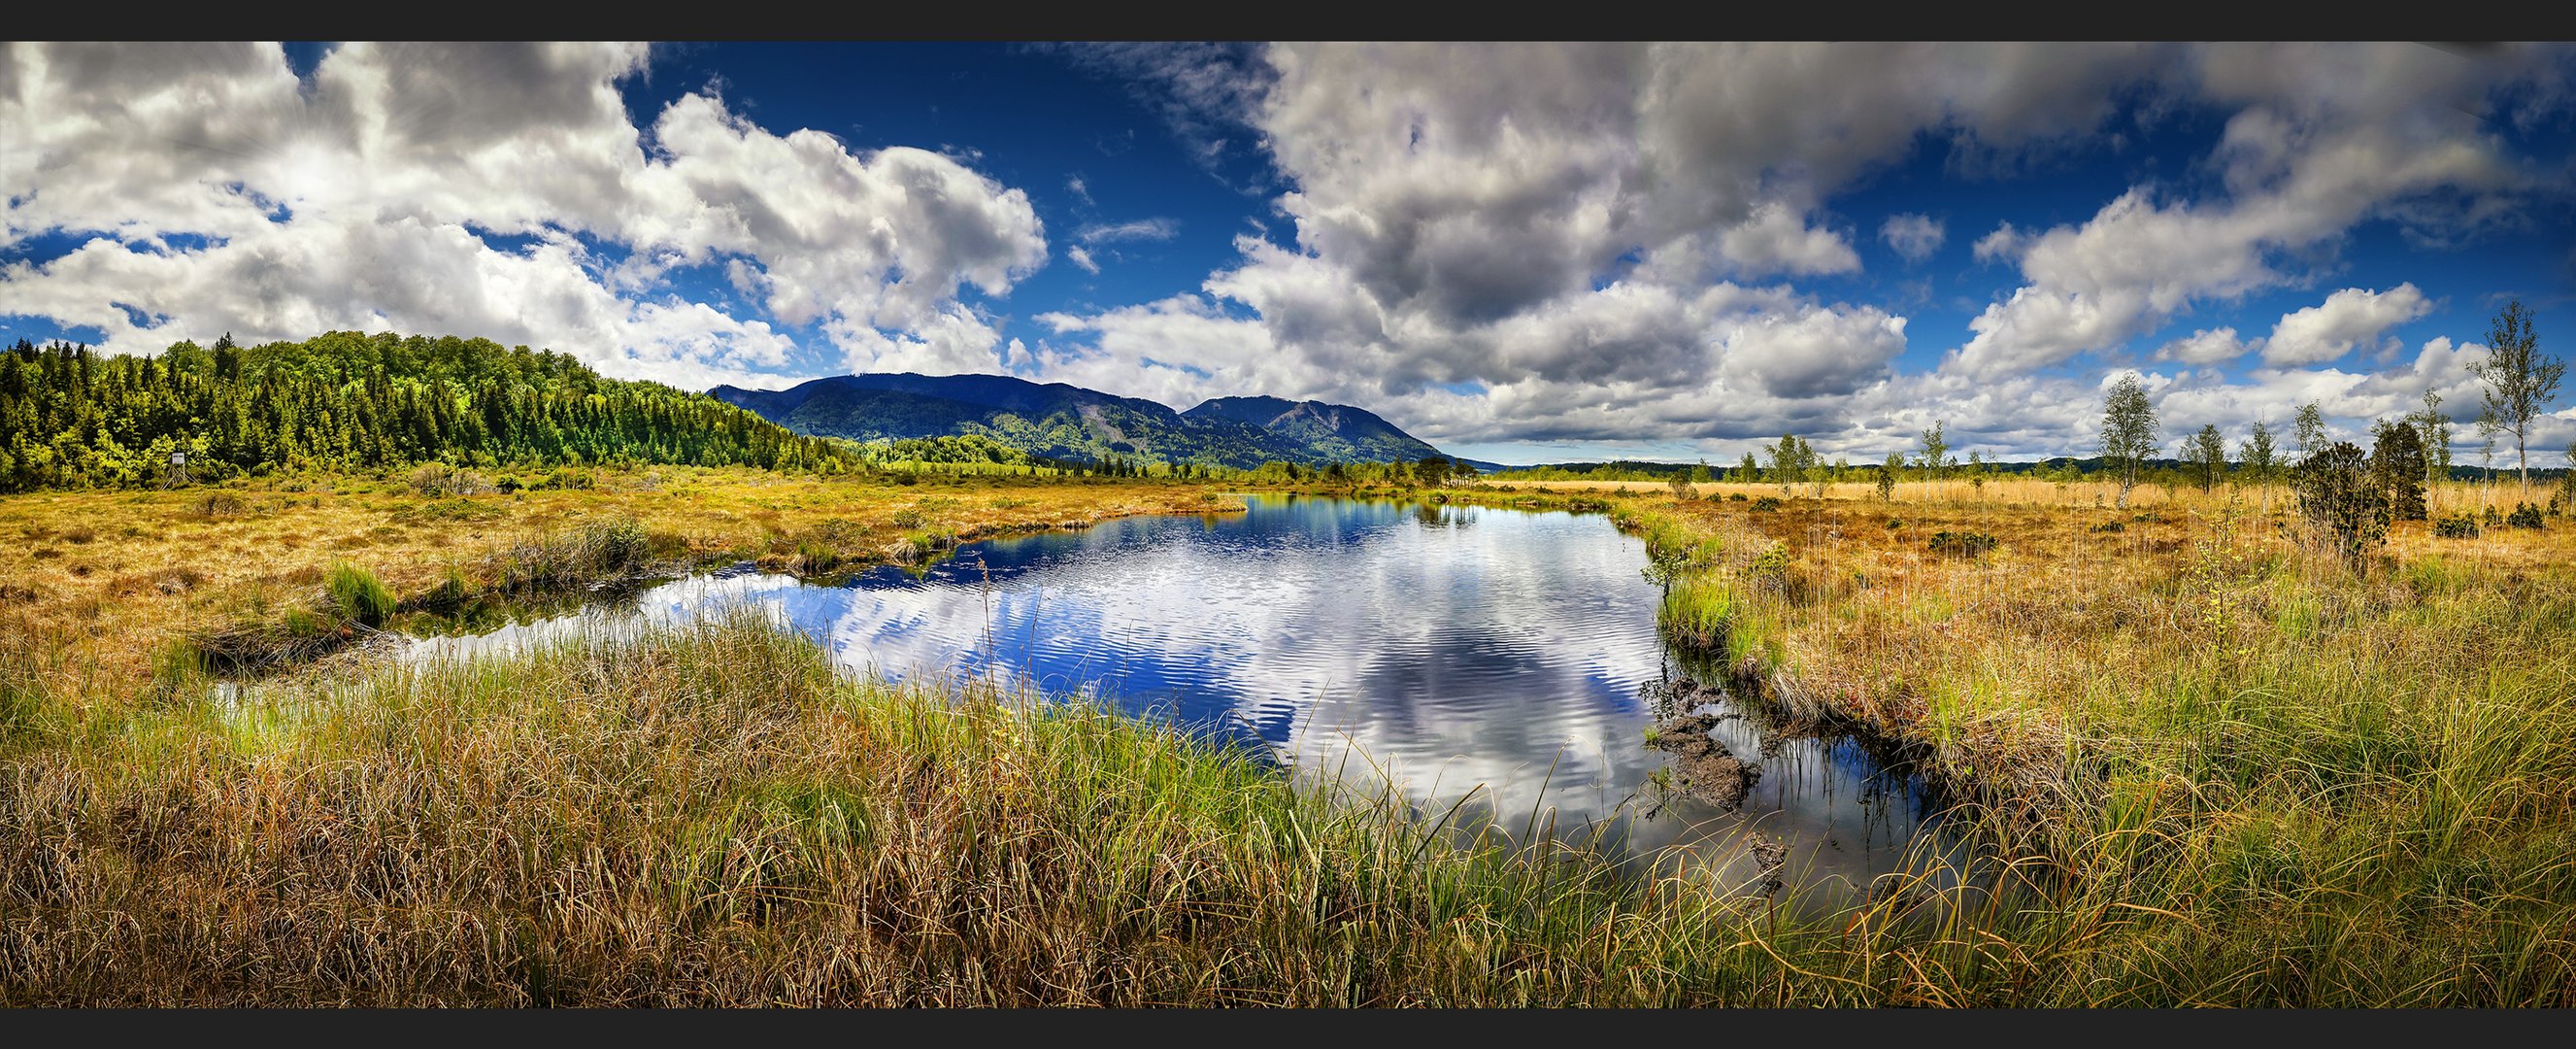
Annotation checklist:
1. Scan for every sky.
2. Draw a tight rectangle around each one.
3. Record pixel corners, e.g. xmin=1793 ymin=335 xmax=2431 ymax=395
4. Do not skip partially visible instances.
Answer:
xmin=5 ymin=42 xmax=2575 ymax=467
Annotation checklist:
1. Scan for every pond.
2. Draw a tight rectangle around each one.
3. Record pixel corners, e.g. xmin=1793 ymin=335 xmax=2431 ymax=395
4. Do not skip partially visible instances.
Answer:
xmin=408 ymin=493 xmax=1954 ymax=899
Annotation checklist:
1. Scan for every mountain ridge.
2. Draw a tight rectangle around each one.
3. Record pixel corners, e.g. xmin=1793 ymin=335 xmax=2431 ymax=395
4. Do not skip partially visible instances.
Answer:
xmin=709 ymin=373 xmax=1452 ymax=470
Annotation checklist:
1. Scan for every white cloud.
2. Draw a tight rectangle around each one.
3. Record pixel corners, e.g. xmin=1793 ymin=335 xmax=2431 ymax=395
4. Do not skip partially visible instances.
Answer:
xmin=1943 ymin=43 xmax=2546 ymax=380
xmin=1718 ymin=305 xmax=1908 ymax=399
xmin=1067 ymin=246 xmax=1100 ymax=274
xmin=1017 ymin=42 xmax=2574 ymax=460
xmin=2154 ymin=327 xmax=2257 ymax=366
xmin=0 ymin=42 xmax=1048 ymax=386
xmin=1879 ymin=214 xmax=1946 ymax=263
xmin=2261 ymin=284 xmax=2433 ymax=366
xmin=1077 ymin=218 xmax=1181 ymax=243
xmin=1718 ymin=203 xmax=1861 ymax=277
xmin=1971 ymin=223 xmax=2024 ymax=263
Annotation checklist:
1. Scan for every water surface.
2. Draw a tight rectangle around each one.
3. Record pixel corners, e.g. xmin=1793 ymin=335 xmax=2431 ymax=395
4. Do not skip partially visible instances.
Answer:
xmin=411 ymin=494 xmax=1949 ymax=897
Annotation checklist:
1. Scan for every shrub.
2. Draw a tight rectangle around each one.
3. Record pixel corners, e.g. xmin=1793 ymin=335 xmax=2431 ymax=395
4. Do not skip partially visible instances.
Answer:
xmin=191 ymin=491 xmax=250 ymax=518
xmin=2507 ymin=502 xmax=2545 ymax=529
xmin=1728 ymin=493 xmax=1749 ymax=502
xmin=1750 ymin=496 xmax=1783 ymax=513
xmin=545 ymin=466 xmax=597 ymax=491
xmin=1747 ymin=540 xmax=1791 ymax=592
xmin=2484 ymin=504 xmax=2504 ymax=525
xmin=324 ymin=560 xmax=396 ymax=626
xmin=889 ymin=509 xmax=929 ymax=529
xmin=2090 ymin=521 xmax=2125 ymax=533
xmin=410 ymin=462 xmax=495 ymax=497
xmin=1885 ymin=519 xmax=1905 ymax=529
xmin=2433 ymin=512 xmax=2481 ymax=539
xmin=1927 ymin=530 xmax=1997 ymax=558
xmin=2295 ymin=442 xmax=2390 ymax=570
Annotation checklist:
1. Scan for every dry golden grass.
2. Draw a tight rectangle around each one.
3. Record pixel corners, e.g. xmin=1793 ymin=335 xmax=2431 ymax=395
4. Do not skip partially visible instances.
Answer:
xmin=0 ymin=466 xmax=1236 ymax=692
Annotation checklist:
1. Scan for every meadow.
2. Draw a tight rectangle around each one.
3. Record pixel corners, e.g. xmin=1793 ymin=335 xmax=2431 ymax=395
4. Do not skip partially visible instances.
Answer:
xmin=3 ymin=463 xmax=2573 ymax=1004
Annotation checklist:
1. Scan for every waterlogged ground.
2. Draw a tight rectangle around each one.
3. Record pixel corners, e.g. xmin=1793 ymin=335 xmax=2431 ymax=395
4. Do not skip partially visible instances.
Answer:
xmin=407 ymin=493 xmax=1948 ymax=897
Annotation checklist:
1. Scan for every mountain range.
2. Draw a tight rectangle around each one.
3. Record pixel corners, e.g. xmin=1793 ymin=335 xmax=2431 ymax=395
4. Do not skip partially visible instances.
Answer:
xmin=707 ymin=373 xmax=1455 ymax=470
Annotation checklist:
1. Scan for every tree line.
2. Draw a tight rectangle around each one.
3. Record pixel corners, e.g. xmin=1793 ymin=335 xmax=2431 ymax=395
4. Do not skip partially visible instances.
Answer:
xmin=0 ymin=331 xmax=860 ymax=491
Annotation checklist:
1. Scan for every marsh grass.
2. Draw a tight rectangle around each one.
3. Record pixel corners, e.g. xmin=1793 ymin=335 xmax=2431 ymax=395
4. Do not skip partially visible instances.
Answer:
xmin=0 ymin=614 xmax=1900 ymax=1005
xmin=1606 ymin=478 xmax=2576 ymax=1004
xmin=7 ymin=471 xmax=2575 ymax=1004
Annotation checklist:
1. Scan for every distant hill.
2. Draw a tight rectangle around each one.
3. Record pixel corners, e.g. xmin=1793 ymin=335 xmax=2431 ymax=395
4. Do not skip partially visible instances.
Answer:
xmin=709 ymin=374 xmax=1449 ymax=470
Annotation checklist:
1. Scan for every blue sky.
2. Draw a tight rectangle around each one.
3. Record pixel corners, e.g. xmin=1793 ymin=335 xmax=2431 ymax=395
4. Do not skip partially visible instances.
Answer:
xmin=4 ymin=43 xmax=2573 ymax=465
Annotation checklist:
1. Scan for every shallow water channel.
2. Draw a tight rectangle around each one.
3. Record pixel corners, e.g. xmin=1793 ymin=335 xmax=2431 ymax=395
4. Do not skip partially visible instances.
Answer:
xmin=407 ymin=493 xmax=1954 ymax=899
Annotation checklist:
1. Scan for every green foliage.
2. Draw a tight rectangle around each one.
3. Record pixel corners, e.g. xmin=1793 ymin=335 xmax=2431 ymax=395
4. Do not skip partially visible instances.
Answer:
xmin=1919 ymin=421 xmax=1951 ymax=482
xmin=2467 ymin=298 xmax=2562 ymax=490
xmin=2100 ymin=374 xmax=2160 ymax=508
xmin=0 ymin=332 xmax=856 ymax=493
xmin=2508 ymin=502 xmax=2546 ymax=529
xmin=2238 ymin=420 xmax=2278 ymax=489
xmin=2183 ymin=423 xmax=2228 ymax=492
xmin=2091 ymin=520 xmax=2125 ymax=533
xmin=1750 ymin=495 xmax=1783 ymax=513
xmin=2369 ymin=419 xmax=2429 ymax=522
xmin=2297 ymin=442 xmax=2391 ymax=570
xmin=324 ymin=560 xmax=396 ymax=626
xmin=2433 ymin=512 xmax=2481 ymax=539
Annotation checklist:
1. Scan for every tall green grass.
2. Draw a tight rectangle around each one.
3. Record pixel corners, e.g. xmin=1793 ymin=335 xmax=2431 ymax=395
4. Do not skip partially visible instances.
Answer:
xmin=8 ymin=609 xmax=2568 ymax=1004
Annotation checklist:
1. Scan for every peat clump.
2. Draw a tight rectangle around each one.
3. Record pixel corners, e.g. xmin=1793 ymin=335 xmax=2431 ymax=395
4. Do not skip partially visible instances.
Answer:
xmin=1647 ymin=688 xmax=1762 ymax=811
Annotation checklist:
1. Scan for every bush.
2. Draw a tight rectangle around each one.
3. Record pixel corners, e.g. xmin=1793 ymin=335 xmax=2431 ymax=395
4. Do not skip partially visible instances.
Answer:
xmin=889 ymin=509 xmax=929 ymax=529
xmin=191 ymin=491 xmax=250 ymax=518
xmin=1750 ymin=496 xmax=1783 ymax=513
xmin=2484 ymin=504 xmax=2503 ymax=526
xmin=1747 ymin=540 xmax=1791 ymax=592
xmin=324 ymin=560 xmax=396 ymax=626
xmin=2433 ymin=512 xmax=2481 ymax=539
xmin=2090 ymin=521 xmax=2125 ymax=533
xmin=545 ymin=466 xmax=597 ymax=491
xmin=1927 ymin=530 xmax=1997 ymax=558
xmin=1885 ymin=519 xmax=1905 ymax=529
xmin=409 ymin=462 xmax=495 ymax=497
xmin=2507 ymin=502 xmax=2545 ymax=529
xmin=1727 ymin=493 xmax=1748 ymax=502
xmin=2295 ymin=443 xmax=2390 ymax=570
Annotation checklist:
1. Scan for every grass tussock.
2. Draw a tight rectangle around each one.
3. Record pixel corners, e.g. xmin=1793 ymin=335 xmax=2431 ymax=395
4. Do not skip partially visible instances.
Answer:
xmin=11 ymin=611 xmax=2569 ymax=1005
xmin=1607 ymin=477 xmax=2576 ymax=1004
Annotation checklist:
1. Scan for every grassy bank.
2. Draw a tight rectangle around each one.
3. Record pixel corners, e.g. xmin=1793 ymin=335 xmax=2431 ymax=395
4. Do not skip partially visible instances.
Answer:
xmin=5 ymin=472 xmax=2573 ymax=1004
xmin=0 ymin=614 xmax=1917 ymax=1006
xmin=0 ymin=465 xmax=1243 ymax=689
xmin=1605 ymin=478 xmax=2576 ymax=1002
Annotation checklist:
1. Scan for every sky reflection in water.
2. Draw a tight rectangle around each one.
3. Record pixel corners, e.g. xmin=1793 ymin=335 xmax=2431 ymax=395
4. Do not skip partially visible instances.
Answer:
xmin=411 ymin=494 xmax=1948 ymax=897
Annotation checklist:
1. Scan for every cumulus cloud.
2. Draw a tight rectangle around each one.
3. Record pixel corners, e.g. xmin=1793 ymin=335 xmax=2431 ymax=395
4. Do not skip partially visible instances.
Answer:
xmin=2154 ymin=327 xmax=2257 ymax=366
xmin=1944 ymin=43 xmax=2550 ymax=380
xmin=1879 ymin=214 xmax=1946 ymax=263
xmin=2261 ymin=284 xmax=2433 ymax=366
xmin=7 ymin=41 xmax=2572 ymax=462
xmin=1718 ymin=203 xmax=1861 ymax=277
xmin=1012 ymin=42 xmax=2575 ymax=459
xmin=0 ymin=41 xmax=1048 ymax=384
